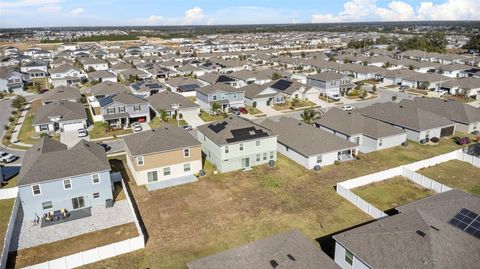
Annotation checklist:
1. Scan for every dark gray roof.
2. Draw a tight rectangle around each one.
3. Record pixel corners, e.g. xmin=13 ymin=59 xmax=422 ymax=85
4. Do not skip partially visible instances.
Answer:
xmin=33 ymin=101 xmax=87 ymax=125
xmin=98 ymin=92 xmax=147 ymax=107
xmin=90 ymin=81 xmax=128 ymax=97
xmin=41 ymin=86 xmax=81 ymax=103
xmin=18 ymin=137 xmax=110 ymax=186
xmin=316 ymin=108 xmax=406 ymax=139
xmin=266 ymin=79 xmax=307 ymax=95
xmin=147 ymin=91 xmax=198 ymax=111
xmin=400 ymin=97 xmax=480 ymax=125
xmin=197 ymin=116 xmax=275 ymax=145
xmin=196 ymin=83 xmax=243 ymax=96
xmin=187 ymin=229 xmax=339 ymax=269
xmin=308 ymin=72 xmax=346 ymax=81
xmin=124 ymin=125 xmax=200 ymax=156
xmin=334 ymin=189 xmax=480 ymax=269
xmin=259 ymin=117 xmax=357 ymax=156
xmin=359 ymin=102 xmax=454 ymax=131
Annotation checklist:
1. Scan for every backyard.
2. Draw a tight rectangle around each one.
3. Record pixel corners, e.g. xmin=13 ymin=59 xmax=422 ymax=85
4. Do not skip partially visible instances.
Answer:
xmin=0 ymin=199 xmax=15 ymax=254
xmin=84 ymin=138 xmax=468 ymax=269
xmin=418 ymin=160 xmax=480 ymax=196
xmin=352 ymin=176 xmax=434 ymax=211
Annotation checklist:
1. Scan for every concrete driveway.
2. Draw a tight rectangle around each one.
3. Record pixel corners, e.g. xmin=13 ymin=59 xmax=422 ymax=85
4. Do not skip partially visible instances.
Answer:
xmin=60 ymin=131 xmax=84 ymax=148
xmin=182 ymin=113 xmax=205 ymax=128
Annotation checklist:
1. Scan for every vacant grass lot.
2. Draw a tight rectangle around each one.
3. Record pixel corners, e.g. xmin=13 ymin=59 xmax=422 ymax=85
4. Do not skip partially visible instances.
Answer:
xmin=418 ymin=160 xmax=480 ymax=196
xmin=0 ymin=199 xmax=14 ymax=254
xmin=85 ymin=138 xmax=466 ymax=269
xmin=9 ymin=223 xmax=138 ymax=269
xmin=353 ymin=176 xmax=434 ymax=211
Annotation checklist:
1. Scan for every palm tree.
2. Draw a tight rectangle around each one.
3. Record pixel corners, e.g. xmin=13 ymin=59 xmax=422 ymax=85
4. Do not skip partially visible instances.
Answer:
xmin=211 ymin=102 xmax=221 ymax=115
xmin=301 ymin=108 xmax=323 ymax=124
xmin=158 ymin=109 xmax=168 ymax=123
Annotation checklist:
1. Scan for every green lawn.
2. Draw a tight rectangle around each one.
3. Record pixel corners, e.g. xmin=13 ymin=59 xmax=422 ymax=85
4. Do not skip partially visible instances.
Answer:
xmin=84 ymin=137 xmax=469 ymax=269
xmin=246 ymin=106 xmax=263 ymax=115
xmin=0 ymin=199 xmax=15 ymax=253
xmin=149 ymin=117 xmax=189 ymax=129
xmin=418 ymin=160 xmax=480 ymax=196
xmin=199 ymin=110 xmax=225 ymax=122
xmin=1 ymin=175 xmax=17 ymax=188
xmin=353 ymin=176 xmax=434 ymax=211
xmin=273 ymin=100 xmax=317 ymax=111
xmin=17 ymin=100 xmax=43 ymax=145
xmin=89 ymin=122 xmax=132 ymax=140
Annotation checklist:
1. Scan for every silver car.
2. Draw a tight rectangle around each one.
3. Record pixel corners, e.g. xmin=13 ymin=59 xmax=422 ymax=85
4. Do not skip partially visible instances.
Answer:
xmin=132 ymin=122 xmax=142 ymax=132
xmin=0 ymin=151 xmax=16 ymax=163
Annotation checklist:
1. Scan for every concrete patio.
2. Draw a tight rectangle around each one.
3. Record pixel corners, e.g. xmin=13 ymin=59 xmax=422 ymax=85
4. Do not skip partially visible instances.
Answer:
xmin=10 ymin=199 xmax=135 ymax=250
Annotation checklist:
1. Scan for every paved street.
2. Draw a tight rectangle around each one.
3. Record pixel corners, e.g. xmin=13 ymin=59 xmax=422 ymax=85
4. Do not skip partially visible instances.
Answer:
xmin=0 ymin=99 xmax=25 ymax=165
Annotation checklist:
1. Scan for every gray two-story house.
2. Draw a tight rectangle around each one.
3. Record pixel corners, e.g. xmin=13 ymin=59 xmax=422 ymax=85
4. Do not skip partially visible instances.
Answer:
xmin=196 ymin=83 xmax=245 ymax=113
xmin=307 ymin=72 xmax=354 ymax=98
xmin=17 ymin=137 xmax=113 ymax=221
xmin=98 ymin=92 xmax=150 ymax=127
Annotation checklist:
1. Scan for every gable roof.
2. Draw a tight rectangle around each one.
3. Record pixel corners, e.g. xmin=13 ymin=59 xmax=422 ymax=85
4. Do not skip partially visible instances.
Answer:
xmin=33 ymin=101 xmax=87 ymax=125
xmin=147 ymin=91 xmax=198 ymax=111
xmin=259 ymin=117 xmax=357 ymax=156
xmin=266 ymin=79 xmax=307 ymax=95
xmin=187 ymin=229 xmax=339 ymax=269
xmin=124 ymin=125 xmax=200 ymax=156
xmin=18 ymin=137 xmax=110 ymax=186
xmin=48 ymin=64 xmax=80 ymax=74
xmin=90 ymin=81 xmax=128 ymax=97
xmin=197 ymin=116 xmax=274 ymax=145
xmin=98 ymin=92 xmax=147 ymax=107
xmin=196 ymin=83 xmax=243 ymax=95
xmin=315 ymin=108 xmax=406 ymax=139
xmin=41 ymin=86 xmax=80 ymax=103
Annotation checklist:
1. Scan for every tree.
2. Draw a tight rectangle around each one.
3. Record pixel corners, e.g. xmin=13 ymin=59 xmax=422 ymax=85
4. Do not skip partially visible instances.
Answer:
xmin=11 ymin=95 xmax=26 ymax=109
xmin=87 ymin=66 xmax=95 ymax=73
xmin=463 ymin=34 xmax=480 ymax=51
xmin=252 ymin=101 xmax=257 ymax=108
xmin=300 ymin=108 xmax=323 ymax=124
xmin=158 ymin=109 xmax=168 ymax=123
xmin=175 ymin=51 xmax=181 ymax=56
xmin=420 ymin=81 xmax=430 ymax=90
xmin=271 ymin=72 xmax=281 ymax=80
xmin=372 ymin=84 xmax=377 ymax=92
xmin=301 ymin=52 xmax=306 ymax=58
xmin=391 ymin=95 xmax=397 ymax=102
xmin=211 ymin=102 xmax=221 ymax=115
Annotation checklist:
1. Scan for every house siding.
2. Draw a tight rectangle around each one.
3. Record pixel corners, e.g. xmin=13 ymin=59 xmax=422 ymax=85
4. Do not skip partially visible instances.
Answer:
xmin=334 ymin=242 xmax=372 ymax=269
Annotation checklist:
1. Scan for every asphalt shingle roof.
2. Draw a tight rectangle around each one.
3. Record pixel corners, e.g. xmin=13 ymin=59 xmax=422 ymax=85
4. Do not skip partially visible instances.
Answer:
xmin=33 ymin=101 xmax=87 ymax=125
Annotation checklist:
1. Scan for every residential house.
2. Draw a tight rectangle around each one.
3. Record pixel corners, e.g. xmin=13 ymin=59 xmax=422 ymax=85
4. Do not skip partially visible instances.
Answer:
xmin=119 ymin=68 xmax=151 ymax=81
xmin=307 ymin=72 xmax=354 ymax=97
xmin=198 ymin=72 xmax=239 ymax=87
xmin=17 ymin=137 xmax=113 ymax=221
xmin=130 ymin=80 xmax=164 ymax=98
xmin=0 ymin=67 xmax=26 ymax=93
xmin=33 ymin=101 xmax=87 ymax=133
xmin=87 ymin=70 xmax=117 ymax=83
xmin=196 ymin=83 xmax=245 ymax=112
xmin=89 ymin=81 xmax=128 ymax=99
xmin=124 ymin=126 xmax=202 ymax=190
xmin=51 ymin=57 xmax=73 ymax=69
xmin=81 ymin=58 xmax=109 ymax=71
xmin=315 ymin=108 xmax=407 ymax=153
xmin=20 ymin=60 xmax=48 ymax=73
xmin=188 ymin=229 xmax=339 ymax=269
xmin=359 ymin=102 xmax=456 ymax=142
xmin=49 ymin=64 xmax=83 ymax=87
xmin=41 ymin=85 xmax=81 ymax=104
xmin=401 ymin=72 xmax=450 ymax=91
xmin=164 ymin=77 xmax=205 ymax=97
xmin=196 ymin=116 xmax=277 ymax=172
xmin=147 ymin=91 xmax=199 ymax=118
xmin=333 ymin=189 xmax=480 ymax=269
xmin=97 ymin=92 xmax=150 ymax=127
xmin=440 ymin=77 xmax=480 ymax=97
xmin=260 ymin=117 xmax=358 ymax=169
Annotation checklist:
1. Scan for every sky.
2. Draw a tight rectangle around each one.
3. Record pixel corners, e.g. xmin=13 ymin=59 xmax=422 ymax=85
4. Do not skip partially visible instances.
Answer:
xmin=0 ymin=0 xmax=479 ymax=28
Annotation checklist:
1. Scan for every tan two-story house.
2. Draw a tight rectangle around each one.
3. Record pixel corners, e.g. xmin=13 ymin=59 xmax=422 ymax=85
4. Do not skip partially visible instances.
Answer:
xmin=123 ymin=125 xmax=202 ymax=191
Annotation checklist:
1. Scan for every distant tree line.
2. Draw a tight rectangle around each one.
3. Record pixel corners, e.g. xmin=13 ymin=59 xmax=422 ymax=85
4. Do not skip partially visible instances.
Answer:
xmin=41 ymin=34 xmax=138 ymax=43
xmin=463 ymin=34 xmax=480 ymax=51
xmin=348 ymin=32 xmax=448 ymax=53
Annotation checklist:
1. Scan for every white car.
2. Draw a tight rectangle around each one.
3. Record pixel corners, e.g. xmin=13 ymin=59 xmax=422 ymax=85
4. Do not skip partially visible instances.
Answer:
xmin=0 ymin=151 xmax=16 ymax=163
xmin=77 ymin=128 xmax=88 ymax=137
xmin=341 ymin=105 xmax=354 ymax=111
xmin=132 ymin=122 xmax=142 ymax=132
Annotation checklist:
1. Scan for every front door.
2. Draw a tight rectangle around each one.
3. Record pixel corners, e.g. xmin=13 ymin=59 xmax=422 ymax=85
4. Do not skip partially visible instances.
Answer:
xmin=72 ymin=196 xmax=85 ymax=209
xmin=242 ymin=157 xmax=250 ymax=168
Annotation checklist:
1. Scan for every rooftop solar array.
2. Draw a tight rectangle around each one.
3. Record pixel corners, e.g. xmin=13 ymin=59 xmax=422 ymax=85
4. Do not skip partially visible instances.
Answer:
xmin=448 ymin=208 xmax=480 ymax=239
xmin=270 ymin=79 xmax=292 ymax=91
xmin=178 ymin=84 xmax=200 ymax=92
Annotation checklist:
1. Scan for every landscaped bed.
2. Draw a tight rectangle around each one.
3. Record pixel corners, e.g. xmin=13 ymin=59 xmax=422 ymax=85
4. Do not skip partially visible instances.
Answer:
xmin=199 ymin=110 xmax=225 ymax=122
xmin=352 ymin=176 xmax=434 ymax=211
xmin=85 ymin=139 xmax=468 ymax=269
xmin=8 ymin=223 xmax=138 ymax=269
xmin=89 ymin=122 xmax=132 ymax=140
xmin=418 ymin=160 xmax=480 ymax=196
xmin=0 ymin=199 xmax=15 ymax=254
xmin=273 ymin=100 xmax=317 ymax=111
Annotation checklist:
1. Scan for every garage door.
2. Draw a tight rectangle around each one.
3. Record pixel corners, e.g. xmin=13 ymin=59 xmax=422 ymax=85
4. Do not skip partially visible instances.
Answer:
xmin=440 ymin=126 xmax=454 ymax=137
xmin=62 ymin=122 xmax=84 ymax=131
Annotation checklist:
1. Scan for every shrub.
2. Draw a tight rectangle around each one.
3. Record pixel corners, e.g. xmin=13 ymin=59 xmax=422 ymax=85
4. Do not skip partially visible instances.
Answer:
xmin=430 ymin=137 xmax=439 ymax=143
xmin=8 ymin=116 xmax=14 ymax=122
xmin=11 ymin=95 xmax=26 ymax=109
xmin=4 ymin=124 xmax=10 ymax=130
xmin=402 ymin=141 xmax=409 ymax=147
xmin=11 ymin=110 xmax=17 ymax=115
xmin=4 ymin=134 xmax=11 ymax=140
xmin=334 ymin=160 xmax=340 ymax=165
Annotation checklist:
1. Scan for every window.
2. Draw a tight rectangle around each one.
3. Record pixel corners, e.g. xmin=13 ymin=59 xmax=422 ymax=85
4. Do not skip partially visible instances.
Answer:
xmin=225 ymin=146 xmax=229 ymax=154
xmin=270 ymin=151 xmax=274 ymax=159
xmin=137 ymin=156 xmax=144 ymax=166
xmin=42 ymin=201 xmax=52 ymax=210
xmin=345 ymin=250 xmax=353 ymax=265
xmin=233 ymin=93 xmax=237 ymax=99
xmin=183 ymin=148 xmax=190 ymax=158
xmin=147 ymin=171 xmax=158 ymax=182
xmin=317 ymin=155 xmax=322 ymax=163
xmin=63 ymin=179 xmax=72 ymax=190
xmin=163 ymin=167 xmax=171 ymax=176
xmin=263 ymin=153 xmax=267 ymax=160
xmin=256 ymin=154 xmax=261 ymax=162
xmin=256 ymin=140 xmax=260 ymax=146
xmin=184 ymin=163 xmax=191 ymax=172
xmin=40 ymin=124 xmax=48 ymax=131
xmin=93 ymin=193 xmax=100 ymax=199
xmin=134 ymin=105 xmax=141 ymax=111
xmin=107 ymin=107 xmax=115 ymax=114
xmin=118 ymin=106 xmax=126 ymax=113
xmin=92 ymin=173 xmax=100 ymax=184
xmin=212 ymin=95 xmax=217 ymax=101
xmin=221 ymin=94 xmax=225 ymax=100
xmin=239 ymin=143 xmax=244 ymax=151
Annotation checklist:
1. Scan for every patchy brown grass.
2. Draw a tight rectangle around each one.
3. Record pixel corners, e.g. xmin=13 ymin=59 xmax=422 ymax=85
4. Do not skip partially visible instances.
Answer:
xmin=0 ymin=199 xmax=14 ymax=253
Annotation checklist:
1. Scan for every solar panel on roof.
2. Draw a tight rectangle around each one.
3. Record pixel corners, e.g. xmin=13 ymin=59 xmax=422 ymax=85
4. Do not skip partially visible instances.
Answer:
xmin=270 ymin=80 xmax=292 ymax=91
xmin=448 ymin=208 xmax=480 ymax=239
xmin=178 ymin=84 xmax=199 ymax=92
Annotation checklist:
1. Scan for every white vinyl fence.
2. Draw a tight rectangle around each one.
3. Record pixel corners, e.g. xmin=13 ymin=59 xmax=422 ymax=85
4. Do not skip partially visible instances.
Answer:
xmin=0 ymin=187 xmax=18 ymax=200
xmin=0 ymin=197 xmax=20 ymax=269
xmin=336 ymin=149 xmax=479 ymax=219
xmin=22 ymin=176 xmax=146 ymax=269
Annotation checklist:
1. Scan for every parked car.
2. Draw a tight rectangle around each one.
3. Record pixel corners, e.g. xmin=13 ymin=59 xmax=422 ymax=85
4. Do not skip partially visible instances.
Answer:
xmin=341 ymin=105 xmax=354 ymax=111
xmin=39 ymin=89 xmax=49 ymax=94
xmin=97 ymin=143 xmax=111 ymax=152
xmin=132 ymin=122 xmax=142 ymax=132
xmin=182 ymin=125 xmax=193 ymax=131
xmin=77 ymin=128 xmax=88 ymax=137
xmin=0 ymin=151 xmax=16 ymax=163
xmin=239 ymin=107 xmax=248 ymax=114
xmin=399 ymin=85 xmax=410 ymax=91
xmin=229 ymin=107 xmax=240 ymax=115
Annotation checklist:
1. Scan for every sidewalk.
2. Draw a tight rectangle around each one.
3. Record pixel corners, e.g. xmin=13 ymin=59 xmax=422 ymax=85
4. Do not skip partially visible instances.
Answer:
xmin=9 ymin=103 xmax=33 ymax=148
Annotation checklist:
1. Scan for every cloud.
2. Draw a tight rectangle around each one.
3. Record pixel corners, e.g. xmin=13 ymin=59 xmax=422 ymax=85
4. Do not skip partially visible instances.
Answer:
xmin=0 ymin=0 xmax=63 ymax=9
xmin=311 ymin=0 xmax=479 ymax=22
xmin=38 ymin=4 xmax=62 ymax=13
xmin=70 ymin=8 xmax=85 ymax=16
xmin=212 ymin=6 xmax=300 ymax=25
xmin=183 ymin=7 xmax=205 ymax=25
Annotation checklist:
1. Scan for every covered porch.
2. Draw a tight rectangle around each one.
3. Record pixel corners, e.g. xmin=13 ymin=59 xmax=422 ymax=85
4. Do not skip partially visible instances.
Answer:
xmin=337 ymin=148 xmax=358 ymax=162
